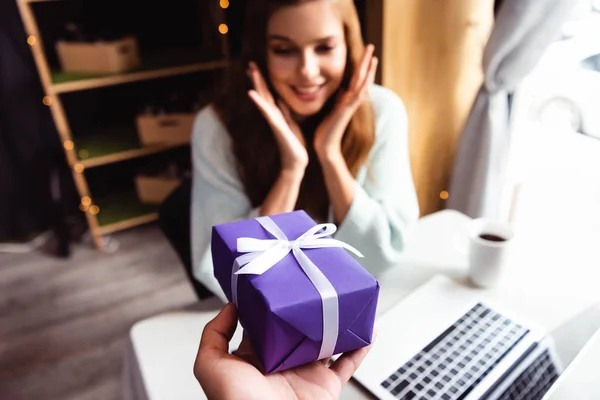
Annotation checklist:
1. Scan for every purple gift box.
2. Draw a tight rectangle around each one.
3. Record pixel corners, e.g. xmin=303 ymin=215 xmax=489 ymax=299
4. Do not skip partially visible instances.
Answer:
xmin=211 ymin=210 xmax=380 ymax=373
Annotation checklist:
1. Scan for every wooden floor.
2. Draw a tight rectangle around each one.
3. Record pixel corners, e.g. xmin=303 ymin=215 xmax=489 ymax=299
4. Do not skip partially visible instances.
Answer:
xmin=0 ymin=225 xmax=197 ymax=400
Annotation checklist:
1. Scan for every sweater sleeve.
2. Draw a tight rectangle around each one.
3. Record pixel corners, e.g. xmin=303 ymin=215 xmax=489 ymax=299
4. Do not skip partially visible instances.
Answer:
xmin=190 ymin=106 xmax=259 ymax=303
xmin=334 ymin=86 xmax=420 ymax=277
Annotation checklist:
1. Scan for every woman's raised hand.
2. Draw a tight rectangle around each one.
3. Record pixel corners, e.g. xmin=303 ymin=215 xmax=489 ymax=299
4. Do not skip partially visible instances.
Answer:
xmin=247 ymin=62 xmax=309 ymax=173
xmin=313 ymin=45 xmax=378 ymax=160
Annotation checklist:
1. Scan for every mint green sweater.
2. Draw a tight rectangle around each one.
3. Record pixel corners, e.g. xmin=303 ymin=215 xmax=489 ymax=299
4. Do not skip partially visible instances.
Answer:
xmin=191 ymin=84 xmax=420 ymax=303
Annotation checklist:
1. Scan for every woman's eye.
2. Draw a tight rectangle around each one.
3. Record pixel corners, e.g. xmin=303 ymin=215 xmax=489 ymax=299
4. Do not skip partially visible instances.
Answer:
xmin=272 ymin=48 xmax=294 ymax=55
xmin=316 ymin=44 xmax=335 ymax=53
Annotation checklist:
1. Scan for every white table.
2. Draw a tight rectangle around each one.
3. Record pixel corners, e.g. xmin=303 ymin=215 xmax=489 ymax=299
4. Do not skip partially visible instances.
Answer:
xmin=122 ymin=210 xmax=600 ymax=400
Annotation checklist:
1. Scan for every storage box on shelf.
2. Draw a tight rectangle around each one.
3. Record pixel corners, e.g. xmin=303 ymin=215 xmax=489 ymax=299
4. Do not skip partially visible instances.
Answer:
xmin=135 ymin=176 xmax=182 ymax=205
xmin=56 ymin=36 xmax=141 ymax=74
xmin=136 ymin=113 xmax=196 ymax=146
xmin=16 ymin=0 xmax=229 ymax=249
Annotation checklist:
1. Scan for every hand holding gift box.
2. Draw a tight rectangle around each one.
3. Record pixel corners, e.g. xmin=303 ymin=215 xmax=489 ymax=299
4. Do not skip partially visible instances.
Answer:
xmin=212 ymin=210 xmax=380 ymax=373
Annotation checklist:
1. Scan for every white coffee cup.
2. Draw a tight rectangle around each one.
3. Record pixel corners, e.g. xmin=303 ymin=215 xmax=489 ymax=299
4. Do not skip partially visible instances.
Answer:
xmin=468 ymin=218 xmax=514 ymax=288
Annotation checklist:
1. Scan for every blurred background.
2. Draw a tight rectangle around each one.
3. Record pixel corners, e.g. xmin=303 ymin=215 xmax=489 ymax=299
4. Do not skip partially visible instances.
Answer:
xmin=1 ymin=0 xmax=599 ymax=399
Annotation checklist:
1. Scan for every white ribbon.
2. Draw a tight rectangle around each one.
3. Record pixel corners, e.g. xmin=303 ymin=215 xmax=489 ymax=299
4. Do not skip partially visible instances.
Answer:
xmin=230 ymin=216 xmax=363 ymax=360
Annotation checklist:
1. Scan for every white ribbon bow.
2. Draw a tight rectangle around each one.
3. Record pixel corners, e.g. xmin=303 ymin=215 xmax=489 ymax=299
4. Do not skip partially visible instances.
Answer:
xmin=230 ymin=216 xmax=363 ymax=360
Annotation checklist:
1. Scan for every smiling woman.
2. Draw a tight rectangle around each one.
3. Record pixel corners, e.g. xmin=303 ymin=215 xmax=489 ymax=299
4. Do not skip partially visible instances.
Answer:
xmin=264 ymin=2 xmax=348 ymax=116
xmin=190 ymin=0 xmax=420 ymax=302
xmin=219 ymin=0 xmax=376 ymax=222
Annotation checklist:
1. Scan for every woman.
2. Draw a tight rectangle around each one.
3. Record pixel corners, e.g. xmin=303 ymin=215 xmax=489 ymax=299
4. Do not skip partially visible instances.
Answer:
xmin=191 ymin=0 xmax=419 ymax=302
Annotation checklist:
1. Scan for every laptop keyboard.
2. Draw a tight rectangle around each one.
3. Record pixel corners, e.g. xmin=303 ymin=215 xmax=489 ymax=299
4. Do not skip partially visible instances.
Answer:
xmin=380 ymin=303 xmax=529 ymax=400
xmin=496 ymin=348 xmax=559 ymax=400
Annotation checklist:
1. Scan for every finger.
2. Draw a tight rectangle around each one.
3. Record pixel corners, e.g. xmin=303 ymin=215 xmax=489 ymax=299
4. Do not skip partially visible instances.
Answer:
xmin=358 ymin=56 xmax=378 ymax=99
xmin=329 ymin=343 xmax=373 ymax=385
xmin=319 ymin=357 xmax=332 ymax=366
xmin=354 ymin=45 xmax=375 ymax=91
xmin=343 ymin=55 xmax=378 ymax=112
xmin=248 ymin=90 xmax=275 ymax=119
xmin=349 ymin=44 xmax=374 ymax=92
xmin=234 ymin=332 xmax=254 ymax=355
xmin=277 ymin=100 xmax=297 ymax=128
xmin=277 ymin=99 xmax=292 ymax=121
xmin=248 ymin=63 xmax=261 ymax=92
xmin=248 ymin=62 xmax=267 ymax=99
xmin=277 ymin=100 xmax=304 ymax=141
xmin=233 ymin=333 xmax=262 ymax=369
xmin=277 ymin=100 xmax=297 ymax=130
xmin=251 ymin=92 xmax=294 ymax=139
xmin=249 ymin=62 xmax=273 ymax=103
xmin=367 ymin=57 xmax=378 ymax=86
xmin=198 ymin=303 xmax=238 ymax=355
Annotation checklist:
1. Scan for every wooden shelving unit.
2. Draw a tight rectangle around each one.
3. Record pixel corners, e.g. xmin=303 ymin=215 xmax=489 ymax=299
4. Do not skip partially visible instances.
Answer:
xmin=93 ymin=191 xmax=159 ymax=235
xmin=16 ymin=0 xmax=229 ymax=249
xmin=51 ymin=60 xmax=228 ymax=94
xmin=65 ymin=124 xmax=185 ymax=168
xmin=80 ymin=143 xmax=183 ymax=169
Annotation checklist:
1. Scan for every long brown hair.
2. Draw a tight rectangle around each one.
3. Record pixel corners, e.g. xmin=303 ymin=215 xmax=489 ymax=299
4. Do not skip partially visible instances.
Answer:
xmin=213 ymin=0 xmax=375 ymax=222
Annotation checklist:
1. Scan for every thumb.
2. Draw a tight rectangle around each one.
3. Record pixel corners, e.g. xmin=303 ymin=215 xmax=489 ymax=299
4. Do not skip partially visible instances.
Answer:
xmin=277 ymin=100 xmax=295 ymax=127
xmin=277 ymin=99 xmax=291 ymax=119
xmin=277 ymin=99 xmax=303 ymax=138
xmin=199 ymin=303 xmax=238 ymax=355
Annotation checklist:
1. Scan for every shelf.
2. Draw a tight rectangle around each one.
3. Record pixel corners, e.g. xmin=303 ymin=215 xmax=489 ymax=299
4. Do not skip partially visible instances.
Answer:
xmin=75 ymin=125 xmax=186 ymax=168
xmin=94 ymin=191 xmax=159 ymax=235
xmin=17 ymin=0 xmax=228 ymax=250
xmin=51 ymin=59 xmax=228 ymax=94
xmin=81 ymin=143 xmax=183 ymax=169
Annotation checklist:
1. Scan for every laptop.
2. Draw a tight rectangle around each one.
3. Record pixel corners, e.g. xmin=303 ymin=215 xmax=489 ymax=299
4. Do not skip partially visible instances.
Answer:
xmin=352 ymin=275 xmax=564 ymax=400
xmin=543 ymin=323 xmax=600 ymax=399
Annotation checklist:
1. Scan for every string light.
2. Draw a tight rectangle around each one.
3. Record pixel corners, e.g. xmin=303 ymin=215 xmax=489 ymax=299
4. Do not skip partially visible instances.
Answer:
xmin=440 ymin=190 xmax=449 ymax=200
xmin=79 ymin=203 xmax=89 ymax=212
xmin=81 ymin=196 xmax=92 ymax=207
xmin=63 ymin=140 xmax=74 ymax=150
xmin=27 ymin=35 xmax=36 ymax=46
xmin=42 ymin=96 xmax=52 ymax=106
xmin=219 ymin=0 xmax=229 ymax=8
xmin=73 ymin=163 xmax=85 ymax=173
xmin=89 ymin=205 xmax=100 ymax=215
xmin=218 ymin=23 xmax=229 ymax=34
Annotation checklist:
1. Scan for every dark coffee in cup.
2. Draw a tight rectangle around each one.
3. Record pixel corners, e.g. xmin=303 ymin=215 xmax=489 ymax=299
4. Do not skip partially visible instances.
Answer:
xmin=479 ymin=233 xmax=506 ymax=242
xmin=469 ymin=219 xmax=514 ymax=288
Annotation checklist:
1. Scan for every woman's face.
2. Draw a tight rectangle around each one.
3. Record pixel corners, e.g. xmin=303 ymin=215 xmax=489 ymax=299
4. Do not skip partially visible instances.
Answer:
xmin=266 ymin=1 xmax=347 ymax=117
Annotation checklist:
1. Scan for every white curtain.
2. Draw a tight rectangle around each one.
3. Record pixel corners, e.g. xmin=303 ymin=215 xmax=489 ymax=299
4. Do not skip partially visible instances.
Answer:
xmin=447 ymin=0 xmax=578 ymax=218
